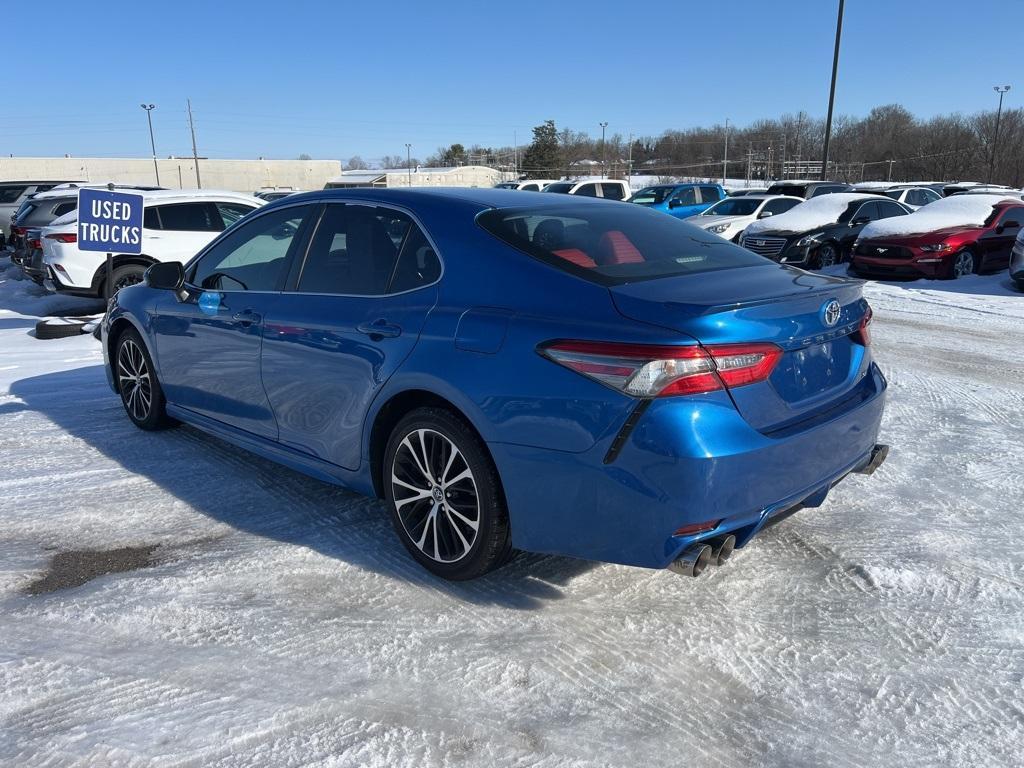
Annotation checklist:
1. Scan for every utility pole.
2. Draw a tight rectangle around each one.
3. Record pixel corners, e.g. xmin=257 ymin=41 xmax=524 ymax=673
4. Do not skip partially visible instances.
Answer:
xmin=599 ymin=121 xmax=608 ymax=179
xmin=722 ymin=119 xmax=729 ymax=185
xmin=746 ymin=143 xmax=753 ymax=184
xmin=887 ymin=158 xmax=894 ymax=182
xmin=627 ymin=133 xmax=634 ymax=185
xmin=187 ymin=99 xmax=201 ymax=188
xmin=780 ymin=132 xmax=787 ymax=179
xmin=513 ymin=129 xmax=517 ymax=179
xmin=989 ymin=85 xmax=1011 ymax=184
xmin=821 ymin=0 xmax=845 ymax=180
xmin=140 ymin=104 xmax=160 ymax=185
xmin=405 ymin=143 xmax=412 ymax=186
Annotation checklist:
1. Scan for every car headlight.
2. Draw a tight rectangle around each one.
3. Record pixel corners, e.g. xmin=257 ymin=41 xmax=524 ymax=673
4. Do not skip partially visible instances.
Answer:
xmin=919 ymin=242 xmax=951 ymax=252
xmin=796 ymin=233 xmax=823 ymax=248
xmin=708 ymin=223 xmax=730 ymax=234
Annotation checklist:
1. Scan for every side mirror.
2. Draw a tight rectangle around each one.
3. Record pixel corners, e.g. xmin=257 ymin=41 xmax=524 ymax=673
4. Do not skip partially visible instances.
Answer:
xmin=145 ymin=261 xmax=187 ymax=301
xmin=999 ymin=220 xmax=1020 ymax=232
xmin=852 ymin=216 xmax=870 ymax=226
xmin=668 ymin=199 xmax=682 ymax=209
xmin=758 ymin=210 xmax=774 ymax=219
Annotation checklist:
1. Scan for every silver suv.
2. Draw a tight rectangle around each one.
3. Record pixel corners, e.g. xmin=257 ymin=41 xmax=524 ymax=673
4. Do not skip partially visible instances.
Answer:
xmin=1 ymin=180 xmax=86 ymax=246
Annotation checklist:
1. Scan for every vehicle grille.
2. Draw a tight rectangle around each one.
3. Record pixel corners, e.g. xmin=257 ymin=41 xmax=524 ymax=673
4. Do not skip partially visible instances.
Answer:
xmin=742 ymin=236 xmax=787 ymax=257
xmin=856 ymin=244 xmax=912 ymax=260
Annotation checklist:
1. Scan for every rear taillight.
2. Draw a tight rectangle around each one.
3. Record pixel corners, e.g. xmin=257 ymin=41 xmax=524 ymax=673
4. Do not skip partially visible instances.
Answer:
xmin=539 ymin=340 xmax=782 ymax=398
xmin=11 ymin=226 xmax=26 ymax=236
xmin=28 ymin=238 xmax=41 ymax=249
xmin=853 ymin=305 xmax=873 ymax=346
xmin=45 ymin=233 xmax=77 ymax=243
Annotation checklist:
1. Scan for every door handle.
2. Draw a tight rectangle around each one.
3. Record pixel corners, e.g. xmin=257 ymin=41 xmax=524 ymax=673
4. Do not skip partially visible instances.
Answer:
xmin=356 ymin=319 xmax=402 ymax=339
xmin=232 ymin=310 xmax=262 ymax=327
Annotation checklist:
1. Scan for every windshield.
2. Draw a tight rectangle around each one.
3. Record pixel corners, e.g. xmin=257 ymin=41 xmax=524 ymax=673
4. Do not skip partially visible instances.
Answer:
xmin=477 ymin=204 xmax=767 ymax=286
xmin=701 ymin=198 xmax=761 ymax=216
xmin=544 ymin=183 xmax=574 ymax=194
xmin=629 ymin=186 xmax=676 ymax=204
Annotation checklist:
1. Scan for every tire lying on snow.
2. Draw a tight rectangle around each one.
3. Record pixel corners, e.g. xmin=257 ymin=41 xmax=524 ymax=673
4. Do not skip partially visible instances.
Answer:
xmin=34 ymin=317 xmax=93 ymax=339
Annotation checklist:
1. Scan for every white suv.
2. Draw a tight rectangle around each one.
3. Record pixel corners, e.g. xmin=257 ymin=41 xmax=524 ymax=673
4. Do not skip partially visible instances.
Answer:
xmin=41 ymin=190 xmax=264 ymax=297
xmin=543 ymin=179 xmax=632 ymax=200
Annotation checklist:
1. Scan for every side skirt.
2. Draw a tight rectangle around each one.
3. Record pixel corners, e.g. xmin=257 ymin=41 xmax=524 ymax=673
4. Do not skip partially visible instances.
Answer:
xmin=165 ymin=404 xmax=376 ymax=497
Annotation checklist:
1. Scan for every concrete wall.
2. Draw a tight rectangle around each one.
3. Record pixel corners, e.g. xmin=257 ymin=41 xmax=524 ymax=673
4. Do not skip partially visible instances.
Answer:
xmin=0 ymin=157 xmax=341 ymax=193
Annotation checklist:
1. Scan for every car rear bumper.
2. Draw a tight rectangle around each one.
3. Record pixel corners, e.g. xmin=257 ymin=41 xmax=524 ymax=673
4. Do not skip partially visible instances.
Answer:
xmin=45 ymin=265 xmax=101 ymax=297
xmin=490 ymin=364 xmax=888 ymax=569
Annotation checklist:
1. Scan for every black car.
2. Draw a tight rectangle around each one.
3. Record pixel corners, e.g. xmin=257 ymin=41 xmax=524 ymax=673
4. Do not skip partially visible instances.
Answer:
xmin=764 ymin=180 xmax=852 ymax=199
xmin=9 ymin=194 xmax=79 ymax=265
xmin=740 ymin=194 xmax=910 ymax=268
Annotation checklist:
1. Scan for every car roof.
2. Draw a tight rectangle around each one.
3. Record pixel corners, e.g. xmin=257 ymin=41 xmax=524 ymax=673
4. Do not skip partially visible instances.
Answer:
xmin=276 ymin=186 xmax=628 ymax=212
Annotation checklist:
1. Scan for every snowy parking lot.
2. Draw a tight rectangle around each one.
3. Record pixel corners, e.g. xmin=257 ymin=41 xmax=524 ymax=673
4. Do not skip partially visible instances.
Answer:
xmin=1 ymin=262 xmax=1022 ymax=767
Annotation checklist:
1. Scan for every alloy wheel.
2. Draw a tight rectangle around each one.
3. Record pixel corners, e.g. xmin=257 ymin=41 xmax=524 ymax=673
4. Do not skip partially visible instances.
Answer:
xmin=117 ymin=339 xmax=152 ymax=422
xmin=391 ymin=428 xmax=480 ymax=563
xmin=953 ymin=251 xmax=974 ymax=278
xmin=115 ymin=273 xmax=143 ymax=293
xmin=818 ymin=244 xmax=839 ymax=268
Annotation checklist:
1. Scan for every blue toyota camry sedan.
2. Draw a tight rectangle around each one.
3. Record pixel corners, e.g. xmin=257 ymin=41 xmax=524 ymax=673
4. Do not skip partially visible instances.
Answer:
xmin=102 ymin=188 xmax=888 ymax=580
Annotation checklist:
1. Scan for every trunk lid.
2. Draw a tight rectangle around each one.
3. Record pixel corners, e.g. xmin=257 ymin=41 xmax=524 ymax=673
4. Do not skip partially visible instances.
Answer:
xmin=610 ymin=263 xmax=870 ymax=432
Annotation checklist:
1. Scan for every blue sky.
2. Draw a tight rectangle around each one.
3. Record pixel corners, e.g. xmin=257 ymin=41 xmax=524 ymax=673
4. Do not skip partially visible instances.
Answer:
xmin=4 ymin=0 xmax=1021 ymax=164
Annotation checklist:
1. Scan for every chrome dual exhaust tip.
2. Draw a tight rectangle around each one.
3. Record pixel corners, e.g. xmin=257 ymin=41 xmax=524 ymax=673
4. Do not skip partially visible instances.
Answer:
xmin=668 ymin=544 xmax=712 ymax=577
xmin=669 ymin=534 xmax=737 ymax=577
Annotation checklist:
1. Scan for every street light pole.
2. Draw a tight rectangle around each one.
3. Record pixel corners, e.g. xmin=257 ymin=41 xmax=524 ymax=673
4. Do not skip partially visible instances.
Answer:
xmin=140 ymin=104 xmax=159 ymax=185
xmin=989 ymin=85 xmax=1011 ymax=184
xmin=599 ymin=121 xmax=608 ymax=179
xmin=820 ymin=0 xmax=845 ymax=181
xmin=405 ymin=143 xmax=412 ymax=187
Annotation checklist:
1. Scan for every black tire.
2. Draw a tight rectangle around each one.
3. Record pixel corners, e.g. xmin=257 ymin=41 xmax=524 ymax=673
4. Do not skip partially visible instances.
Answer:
xmin=34 ymin=318 xmax=89 ymax=339
xmin=105 ymin=265 xmax=146 ymax=297
xmin=944 ymin=250 xmax=976 ymax=280
xmin=383 ymin=407 xmax=511 ymax=580
xmin=114 ymin=327 xmax=174 ymax=431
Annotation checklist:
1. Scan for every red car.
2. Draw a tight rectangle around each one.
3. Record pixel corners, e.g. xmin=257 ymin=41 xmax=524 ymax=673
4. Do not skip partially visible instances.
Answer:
xmin=850 ymin=199 xmax=1024 ymax=279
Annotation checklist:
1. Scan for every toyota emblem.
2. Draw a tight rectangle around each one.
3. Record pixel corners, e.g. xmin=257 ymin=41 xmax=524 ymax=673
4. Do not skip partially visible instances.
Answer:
xmin=823 ymin=299 xmax=841 ymax=327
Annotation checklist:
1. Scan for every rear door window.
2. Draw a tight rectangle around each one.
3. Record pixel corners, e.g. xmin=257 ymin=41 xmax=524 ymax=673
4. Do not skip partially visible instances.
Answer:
xmin=144 ymin=207 xmax=161 ymax=230
xmin=214 ymin=201 xmax=258 ymax=229
xmin=600 ymin=183 xmax=626 ymax=200
xmin=52 ymin=202 xmax=76 ymax=217
xmin=478 ymin=204 xmax=766 ymax=286
xmin=672 ymin=187 xmax=697 ymax=205
xmin=574 ymin=183 xmax=599 ymax=197
xmin=295 ymin=204 xmax=410 ymax=295
xmin=155 ymin=202 xmax=220 ymax=231
xmin=699 ymin=186 xmax=722 ymax=204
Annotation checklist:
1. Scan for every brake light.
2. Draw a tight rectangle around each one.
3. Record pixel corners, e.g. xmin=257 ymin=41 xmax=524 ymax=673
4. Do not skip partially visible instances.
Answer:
xmin=853 ymin=305 xmax=873 ymax=346
xmin=28 ymin=238 xmax=41 ymax=249
xmin=45 ymin=233 xmax=77 ymax=243
xmin=539 ymin=340 xmax=782 ymax=397
xmin=11 ymin=226 xmax=26 ymax=236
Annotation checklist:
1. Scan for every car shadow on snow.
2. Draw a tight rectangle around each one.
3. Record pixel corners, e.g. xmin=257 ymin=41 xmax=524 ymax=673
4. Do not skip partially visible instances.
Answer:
xmin=827 ymin=264 xmax=1022 ymax=297
xmin=9 ymin=365 xmax=597 ymax=610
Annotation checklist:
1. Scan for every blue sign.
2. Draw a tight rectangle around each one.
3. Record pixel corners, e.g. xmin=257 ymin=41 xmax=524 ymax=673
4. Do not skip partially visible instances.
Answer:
xmin=77 ymin=188 xmax=144 ymax=254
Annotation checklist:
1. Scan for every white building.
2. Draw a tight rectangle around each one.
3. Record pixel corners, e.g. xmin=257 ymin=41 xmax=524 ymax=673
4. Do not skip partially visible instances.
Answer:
xmin=324 ymin=165 xmax=505 ymax=189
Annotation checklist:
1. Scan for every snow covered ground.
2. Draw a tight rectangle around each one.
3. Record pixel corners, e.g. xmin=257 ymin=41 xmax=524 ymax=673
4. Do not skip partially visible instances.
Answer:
xmin=1 ymin=261 xmax=1023 ymax=767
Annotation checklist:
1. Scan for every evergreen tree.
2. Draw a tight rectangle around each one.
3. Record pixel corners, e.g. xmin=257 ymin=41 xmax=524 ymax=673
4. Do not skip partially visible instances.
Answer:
xmin=521 ymin=120 xmax=560 ymax=178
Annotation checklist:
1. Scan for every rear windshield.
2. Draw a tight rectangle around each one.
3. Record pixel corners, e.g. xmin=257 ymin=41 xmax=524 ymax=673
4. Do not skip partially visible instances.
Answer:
xmin=766 ymin=184 xmax=807 ymax=197
xmin=477 ymin=205 xmax=767 ymax=286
